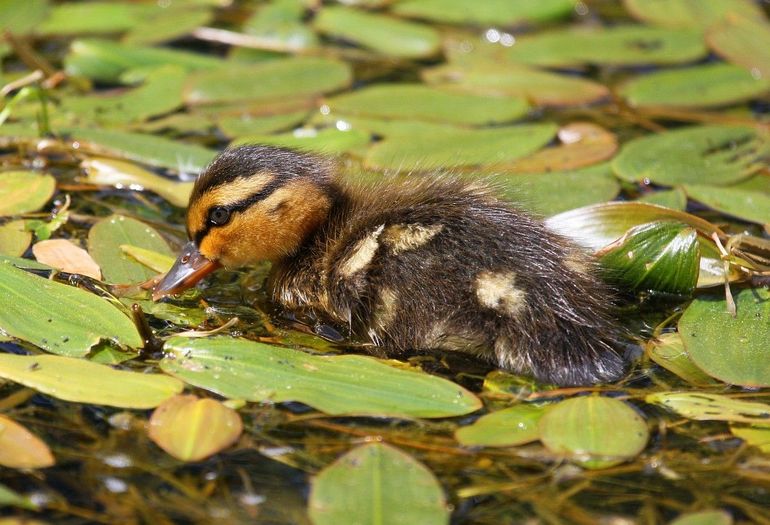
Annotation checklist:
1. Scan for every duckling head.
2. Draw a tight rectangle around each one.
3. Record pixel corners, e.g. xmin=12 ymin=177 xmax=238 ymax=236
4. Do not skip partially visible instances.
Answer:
xmin=153 ymin=145 xmax=335 ymax=300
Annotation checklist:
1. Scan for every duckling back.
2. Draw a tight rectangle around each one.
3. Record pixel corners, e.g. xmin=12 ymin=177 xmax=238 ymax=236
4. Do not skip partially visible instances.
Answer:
xmin=271 ymin=175 xmax=625 ymax=386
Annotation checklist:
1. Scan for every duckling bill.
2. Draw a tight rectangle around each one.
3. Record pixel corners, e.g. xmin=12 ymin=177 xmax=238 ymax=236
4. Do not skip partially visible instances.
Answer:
xmin=154 ymin=145 xmax=625 ymax=386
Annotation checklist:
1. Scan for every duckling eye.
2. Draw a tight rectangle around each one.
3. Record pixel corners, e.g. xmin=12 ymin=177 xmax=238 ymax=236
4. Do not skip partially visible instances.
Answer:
xmin=208 ymin=206 xmax=231 ymax=226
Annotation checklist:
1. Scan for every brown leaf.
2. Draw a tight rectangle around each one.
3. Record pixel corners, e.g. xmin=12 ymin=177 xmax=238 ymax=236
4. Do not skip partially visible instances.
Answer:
xmin=32 ymin=239 xmax=102 ymax=280
xmin=0 ymin=414 xmax=55 ymax=469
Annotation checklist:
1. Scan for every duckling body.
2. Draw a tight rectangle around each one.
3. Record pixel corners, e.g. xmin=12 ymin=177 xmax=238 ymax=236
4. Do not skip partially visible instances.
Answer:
xmin=155 ymin=146 xmax=625 ymax=386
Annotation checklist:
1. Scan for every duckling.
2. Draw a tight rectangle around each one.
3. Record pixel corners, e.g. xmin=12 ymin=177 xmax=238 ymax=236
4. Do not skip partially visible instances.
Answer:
xmin=153 ymin=145 xmax=625 ymax=385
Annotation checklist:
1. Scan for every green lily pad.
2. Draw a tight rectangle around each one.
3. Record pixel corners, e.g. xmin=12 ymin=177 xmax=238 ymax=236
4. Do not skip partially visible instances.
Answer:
xmin=0 ymin=353 xmax=182 ymax=409
xmin=392 ymin=0 xmax=574 ymax=25
xmin=0 ymin=0 xmax=48 ymax=35
xmin=365 ymin=123 xmax=557 ymax=171
xmin=646 ymin=333 xmax=718 ymax=386
xmin=0 ymin=171 xmax=55 ymax=216
xmin=707 ymin=15 xmax=770 ymax=81
xmin=598 ymin=221 xmax=700 ymax=296
xmin=646 ymin=392 xmax=770 ymax=423
xmin=218 ymin=110 xmax=309 ymax=138
xmin=0 ymin=262 xmax=142 ymax=356
xmin=620 ymin=63 xmax=770 ymax=108
xmin=185 ymin=57 xmax=352 ymax=105
xmin=88 ymin=215 xmax=173 ymax=284
xmin=327 ymin=84 xmax=529 ymax=125
xmin=314 ymin=6 xmax=440 ymax=58
xmin=39 ymin=1 xmax=151 ymax=34
xmin=678 ymin=288 xmax=770 ymax=387
xmin=683 ymin=184 xmax=770 ymax=225
xmin=455 ymin=404 xmax=545 ymax=447
xmin=0 ymin=220 xmax=31 ymax=257
xmin=308 ymin=443 xmax=449 ymax=525
xmin=232 ymin=127 xmax=370 ymax=155
xmin=161 ymin=336 xmax=481 ymax=418
xmin=502 ymin=25 xmax=706 ymax=67
xmin=637 ymin=188 xmax=688 ymax=211
xmin=122 ymin=7 xmax=212 ymax=46
xmin=240 ymin=0 xmax=318 ymax=51
xmin=613 ymin=126 xmax=768 ymax=186
xmin=539 ymin=396 xmax=649 ymax=469
xmin=730 ymin=424 xmax=770 ymax=453
xmin=120 ymin=245 xmax=175 ymax=273
xmin=423 ymin=62 xmax=609 ymax=107
xmin=625 ymin=0 xmax=764 ymax=29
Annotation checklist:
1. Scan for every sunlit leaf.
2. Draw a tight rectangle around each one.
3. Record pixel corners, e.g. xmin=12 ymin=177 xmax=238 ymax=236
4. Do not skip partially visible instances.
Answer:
xmin=0 ymin=354 xmax=183 ymax=408
xmin=538 ymin=396 xmax=649 ymax=469
xmin=240 ymin=0 xmax=318 ymax=51
xmin=232 ymin=127 xmax=370 ymax=154
xmin=646 ymin=392 xmax=770 ymax=423
xmin=88 ymin=215 xmax=173 ymax=284
xmin=730 ymin=424 xmax=770 ymax=453
xmin=308 ymin=443 xmax=449 ymax=525
xmin=327 ymin=84 xmax=529 ymax=125
xmin=0 ymin=220 xmax=31 ymax=257
xmin=32 ymin=239 xmax=101 ymax=280
xmin=0 ymin=414 xmax=54 ymax=469
xmin=455 ymin=404 xmax=544 ymax=447
xmin=645 ymin=333 xmax=717 ymax=386
xmin=122 ymin=6 xmax=212 ymax=45
xmin=148 ymin=395 xmax=243 ymax=462
xmin=708 ymin=15 xmax=770 ymax=81
xmin=161 ymin=337 xmax=482 ymax=418
xmin=120 ymin=245 xmax=174 ymax=273
xmin=637 ymin=188 xmax=688 ymax=211
xmin=392 ymin=0 xmax=574 ymax=25
xmin=39 ymin=1 xmax=150 ymax=34
xmin=0 ymin=0 xmax=48 ymax=35
xmin=0 ymin=483 xmax=37 ymax=510
xmin=218 ymin=110 xmax=309 ymax=138
xmin=314 ymin=6 xmax=440 ymax=58
xmin=679 ymin=288 xmax=770 ymax=387
xmin=123 ymin=299 xmax=206 ymax=328
xmin=620 ymin=63 xmax=770 ymax=108
xmin=0 ymin=171 xmax=55 ymax=216
xmin=683 ymin=184 xmax=770 ymax=225
xmin=612 ymin=125 xmax=768 ymax=186
xmin=624 ymin=0 xmax=765 ymax=29
xmin=598 ymin=221 xmax=699 ymax=296
xmin=0 ymin=262 xmax=142 ymax=356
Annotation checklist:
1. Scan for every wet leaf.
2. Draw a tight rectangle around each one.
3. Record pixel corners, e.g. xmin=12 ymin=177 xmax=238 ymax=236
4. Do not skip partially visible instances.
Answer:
xmin=32 ymin=239 xmax=101 ymax=280
xmin=88 ymin=215 xmax=173 ymax=284
xmin=730 ymin=424 xmax=770 ymax=453
xmin=598 ymin=221 xmax=700 ymax=296
xmin=185 ymin=57 xmax=352 ymax=105
xmin=241 ymin=0 xmax=318 ymax=51
xmin=122 ymin=7 xmax=212 ymax=46
xmin=455 ymin=404 xmax=545 ymax=447
xmin=161 ymin=337 xmax=482 ymax=418
xmin=39 ymin=1 xmax=150 ymax=34
xmin=0 ymin=262 xmax=142 ymax=356
xmin=0 ymin=254 xmax=52 ymax=271
xmin=0 ymin=220 xmax=31 ymax=257
xmin=327 ymin=84 xmax=529 ymax=125
xmin=314 ymin=6 xmax=440 ymax=58
xmin=0 ymin=171 xmax=55 ymax=216
xmin=613 ymin=125 xmax=767 ymax=186
xmin=683 ymin=184 xmax=770 ymax=225
xmin=679 ymin=288 xmax=770 ymax=387
xmin=392 ymin=0 xmax=574 ymax=25
xmin=148 ymin=395 xmax=243 ymax=462
xmin=124 ymin=299 xmax=206 ymax=328
xmin=708 ymin=15 xmax=770 ymax=81
xmin=0 ymin=354 xmax=183 ymax=409
xmin=308 ymin=443 xmax=449 ymax=525
xmin=538 ymin=396 xmax=649 ymax=469
xmin=0 ymin=0 xmax=48 ymax=35
xmin=646 ymin=392 xmax=770 ymax=424
xmin=423 ymin=62 xmax=609 ymax=107
xmin=637 ymin=188 xmax=688 ymax=210
xmin=0 ymin=414 xmax=55 ymax=469
xmin=620 ymin=63 xmax=770 ymax=108
xmin=218 ymin=110 xmax=309 ymax=138
xmin=120 ymin=245 xmax=174 ymax=274
xmin=233 ymin=127 xmax=370 ymax=155
xmin=365 ymin=123 xmax=557 ymax=171
xmin=82 ymin=156 xmax=193 ymax=208
xmin=624 ymin=0 xmax=765 ymax=29
xmin=0 ymin=483 xmax=36 ymax=510
xmin=645 ymin=333 xmax=718 ymax=386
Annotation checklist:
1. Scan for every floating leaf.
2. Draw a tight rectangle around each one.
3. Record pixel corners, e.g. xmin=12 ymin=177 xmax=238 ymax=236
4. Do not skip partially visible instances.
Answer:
xmin=232 ymin=127 xmax=370 ymax=155
xmin=308 ymin=443 xmax=449 ymax=525
xmin=240 ymin=0 xmax=318 ymax=51
xmin=730 ymin=424 xmax=770 ymax=453
xmin=708 ymin=15 xmax=770 ymax=81
xmin=88 ymin=215 xmax=173 ymax=284
xmin=365 ymin=123 xmax=557 ymax=171
xmin=32 ymin=239 xmax=101 ymax=280
xmin=455 ymin=404 xmax=545 ymax=447
xmin=0 ymin=220 xmax=31 ymax=257
xmin=598 ymin=221 xmax=699 ymax=296
xmin=0 ymin=483 xmax=36 ymax=510
xmin=218 ymin=110 xmax=309 ymax=138
xmin=0 ymin=354 xmax=183 ymax=409
xmin=39 ymin=1 xmax=150 ymax=34
xmin=82 ymin=156 xmax=193 ymax=208
xmin=620 ymin=63 xmax=770 ymax=108
xmin=645 ymin=392 xmax=770 ymax=424
xmin=683 ymin=184 xmax=770 ymax=225
xmin=120 ymin=245 xmax=175 ymax=273
xmin=392 ymin=0 xmax=574 ymax=25
xmin=0 ymin=171 xmax=55 ymax=216
xmin=538 ymin=396 xmax=649 ymax=469
xmin=314 ymin=6 xmax=440 ymax=58
xmin=161 ymin=337 xmax=481 ymax=418
xmin=0 ymin=262 xmax=142 ymax=356
xmin=148 ymin=395 xmax=243 ymax=462
xmin=327 ymin=84 xmax=529 ymax=125
xmin=624 ymin=0 xmax=765 ymax=29
xmin=612 ymin=125 xmax=767 ymax=186
xmin=122 ymin=7 xmax=212 ymax=46
xmin=637 ymin=188 xmax=688 ymax=211
xmin=678 ymin=288 xmax=770 ymax=387
xmin=185 ymin=57 xmax=352 ymax=105
xmin=0 ymin=414 xmax=55 ymax=469
xmin=0 ymin=0 xmax=48 ymax=35
xmin=645 ymin=333 xmax=717 ymax=386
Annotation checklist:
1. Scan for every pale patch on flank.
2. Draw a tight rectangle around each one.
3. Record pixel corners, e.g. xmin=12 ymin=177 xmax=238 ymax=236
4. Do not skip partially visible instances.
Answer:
xmin=475 ymin=271 xmax=527 ymax=317
xmin=564 ymin=250 xmax=591 ymax=276
xmin=494 ymin=336 xmax=530 ymax=373
xmin=423 ymin=322 xmax=485 ymax=352
xmin=339 ymin=224 xmax=385 ymax=277
xmin=382 ymin=224 xmax=443 ymax=254
xmin=372 ymin=287 xmax=398 ymax=331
